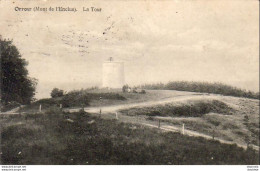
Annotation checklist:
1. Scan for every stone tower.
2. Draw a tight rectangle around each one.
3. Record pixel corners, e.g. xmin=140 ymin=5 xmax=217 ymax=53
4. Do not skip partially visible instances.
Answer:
xmin=102 ymin=57 xmax=125 ymax=88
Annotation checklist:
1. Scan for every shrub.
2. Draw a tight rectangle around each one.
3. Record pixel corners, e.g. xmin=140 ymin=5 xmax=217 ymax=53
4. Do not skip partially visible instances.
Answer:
xmin=50 ymin=88 xmax=64 ymax=98
xmin=140 ymin=90 xmax=146 ymax=94
xmin=60 ymin=93 xmax=89 ymax=108
xmin=122 ymin=85 xmax=129 ymax=93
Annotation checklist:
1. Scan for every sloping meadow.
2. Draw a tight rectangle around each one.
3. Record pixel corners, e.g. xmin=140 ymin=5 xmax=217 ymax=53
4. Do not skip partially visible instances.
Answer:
xmin=0 ymin=111 xmax=258 ymax=165
xmin=119 ymin=99 xmax=259 ymax=148
xmin=119 ymin=99 xmax=234 ymax=117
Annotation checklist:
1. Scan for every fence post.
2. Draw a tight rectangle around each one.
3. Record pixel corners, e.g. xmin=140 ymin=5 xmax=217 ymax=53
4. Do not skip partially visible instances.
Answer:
xmin=39 ymin=104 xmax=42 ymax=113
xmin=99 ymin=109 xmax=102 ymax=118
xmin=116 ymin=112 xmax=118 ymax=120
xmin=182 ymin=124 xmax=185 ymax=135
xmin=158 ymin=120 xmax=161 ymax=128
xmin=19 ymin=106 xmax=21 ymax=118
xmin=81 ymin=105 xmax=84 ymax=112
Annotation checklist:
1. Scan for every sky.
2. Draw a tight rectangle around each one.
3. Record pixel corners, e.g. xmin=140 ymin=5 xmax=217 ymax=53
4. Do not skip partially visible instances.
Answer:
xmin=0 ymin=0 xmax=259 ymax=99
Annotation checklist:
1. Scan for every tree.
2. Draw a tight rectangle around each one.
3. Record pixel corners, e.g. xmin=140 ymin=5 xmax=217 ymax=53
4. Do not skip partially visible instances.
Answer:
xmin=122 ymin=85 xmax=128 ymax=93
xmin=1 ymin=38 xmax=37 ymax=104
xmin=50 ymin=88 xmax=64 ymax=98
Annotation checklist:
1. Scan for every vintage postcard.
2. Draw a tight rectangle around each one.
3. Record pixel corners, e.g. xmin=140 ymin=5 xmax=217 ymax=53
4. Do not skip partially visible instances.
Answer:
xmin=0 ymin=0 xmax=259 ymax=168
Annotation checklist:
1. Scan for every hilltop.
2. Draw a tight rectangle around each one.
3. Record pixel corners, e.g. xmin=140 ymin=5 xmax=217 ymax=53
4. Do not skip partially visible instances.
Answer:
xmin=1 ymin=87 xmax=259 ymax=164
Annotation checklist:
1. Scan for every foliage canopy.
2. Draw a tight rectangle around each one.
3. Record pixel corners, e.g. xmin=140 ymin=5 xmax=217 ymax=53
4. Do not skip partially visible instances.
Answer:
xmin=1 ymin=39 xmax=37 ymax=104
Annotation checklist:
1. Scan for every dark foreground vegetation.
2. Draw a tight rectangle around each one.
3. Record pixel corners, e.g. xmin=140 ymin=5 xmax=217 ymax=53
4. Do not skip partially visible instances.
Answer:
xmin=1 ymin=101 xmax=21 ymax=112
xmin=140 ymin=81 xmax=259 ymax=99
xmin=120 ymin=99 xmax=234 ymax=117
xmin=0 ymin=110 xmax=258 ymax=165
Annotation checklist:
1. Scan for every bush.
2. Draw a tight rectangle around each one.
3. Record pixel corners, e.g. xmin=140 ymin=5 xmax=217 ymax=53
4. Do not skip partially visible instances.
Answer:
xmin=50 ymin=88 xmax=64 ymax=98
xmin=140 ymin=90 xmax=146 ymax=94
xmin=122 ymin=85 xmax=129 ymax=93
xmin=60 ymin=93 xmax=89 ymax=108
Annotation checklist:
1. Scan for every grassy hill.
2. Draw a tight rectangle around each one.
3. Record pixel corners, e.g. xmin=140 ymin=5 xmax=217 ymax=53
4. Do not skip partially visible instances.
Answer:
xmin=2 ymin=87 xmax=258 ymax=165
xmin=140 ymin=81 xmax=259 ymax=99
xmin=119 ymin=97 xmax=259 ymax=148
xmin=19 ymin=88 xmax=198 ymax=113
xmin=119 ymin=99 xmax=234 ymax=117
xmin=0 ymin=110 xmax=258 ymax=165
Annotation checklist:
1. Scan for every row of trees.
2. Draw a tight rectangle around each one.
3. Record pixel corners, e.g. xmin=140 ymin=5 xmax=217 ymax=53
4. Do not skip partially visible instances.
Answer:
xmin=140 ymin=81 xmax=259 ymax=99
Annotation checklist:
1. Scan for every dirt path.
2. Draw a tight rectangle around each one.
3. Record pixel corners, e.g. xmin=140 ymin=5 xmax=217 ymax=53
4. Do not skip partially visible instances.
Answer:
xmin=67 ymin=94 xmax=215 ymax=113
xmin=115 ymin=113 xmax=259 ymax=151
xmin=2 ymin=93 xmax=258 ymax=151
xmin=66 ymin=94 xmax=259 ymax=151
xmin=144 ymin=123 xmax=256 ymax=150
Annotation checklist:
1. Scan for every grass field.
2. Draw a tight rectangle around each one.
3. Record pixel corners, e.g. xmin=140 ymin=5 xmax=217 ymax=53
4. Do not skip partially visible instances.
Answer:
xmin=119 ymin=97 xmax=259 ymax=148
xmin=12 ymin=89 xmax=260 ymax=149
xmin=0 ymin=110 xmax=259 ymax=165
xmin=119 ymin=99 xmax=234 ymax=117
xmin=1 ymin=89 xmax=259 ymax=165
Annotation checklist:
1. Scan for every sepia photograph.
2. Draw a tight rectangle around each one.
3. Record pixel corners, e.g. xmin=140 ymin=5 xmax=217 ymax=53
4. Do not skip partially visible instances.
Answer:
xmin=0 ymin=0 xmax=259 ymax=168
